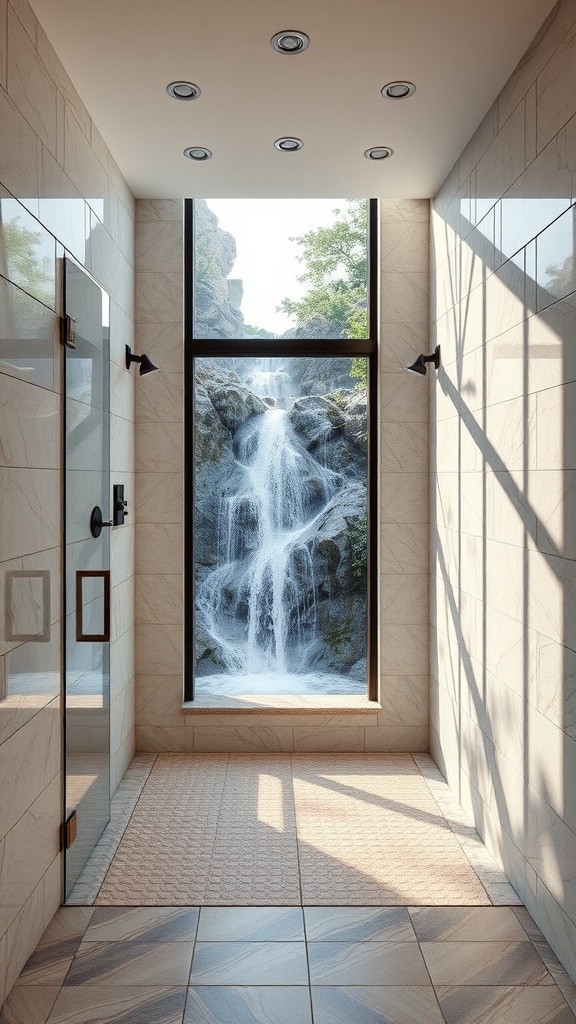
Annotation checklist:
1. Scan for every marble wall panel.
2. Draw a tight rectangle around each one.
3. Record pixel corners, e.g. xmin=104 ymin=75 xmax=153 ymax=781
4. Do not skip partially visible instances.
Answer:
xmin=0 ymin=0 xmax=136 ymax=1002
xmin=6 ymin=7 xmax=55 ymax=155
xmin=431 ymin=0 xmax=576 ymax=986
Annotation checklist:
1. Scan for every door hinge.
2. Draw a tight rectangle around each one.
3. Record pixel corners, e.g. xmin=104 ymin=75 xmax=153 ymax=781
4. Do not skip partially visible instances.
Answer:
xmin=62 ymin=810 xmax=77 ymax=850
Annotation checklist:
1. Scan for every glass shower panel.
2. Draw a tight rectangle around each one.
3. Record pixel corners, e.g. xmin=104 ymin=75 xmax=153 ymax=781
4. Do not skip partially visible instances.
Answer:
xmin=63 ymin=259 xmax=111 ymax=900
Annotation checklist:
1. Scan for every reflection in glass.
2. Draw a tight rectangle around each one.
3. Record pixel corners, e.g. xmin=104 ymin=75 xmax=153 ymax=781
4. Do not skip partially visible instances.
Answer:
xmin=193 ymin=199 xmax=368 ymax=339
xmin=194 ymin=356 xmax=367 ymax=696
xmin=536 ymin=205 xmax=576 ymax=309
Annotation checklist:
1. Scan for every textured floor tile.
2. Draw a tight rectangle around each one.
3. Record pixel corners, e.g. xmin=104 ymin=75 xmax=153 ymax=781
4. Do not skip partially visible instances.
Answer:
xmin=307 ymin=942 xmax=429 ymax=986
xmin=304 ymin=908 xmax=415 ymax=942
xmin=189 ymin=942 xmax=308 ymax=985
xmin=47 ymin=986 xmax=186 ymax=1024
xmin=421 ymin=941 xmax=554 ymax=986
xmin=409 ymin=907 xmax=527 ymax=942
xmin=15 ymin=941 xmax=80 ymax=987
xmin=310 ymin=986 xmax=445 ymax=1024
xmin=84 ymin=908 xmax=199 ymax=942
xmin=63 ymin=941 xmax=194 ymax=987
xmin=197 ymin=908 xmax=304 ymax=942
xmin=94 ymin=754 xmax=496 ymax=906
xmin=0 ymin=986 xmax=60 ymax=1024
xmin=436 ymin=985 xmax=576 ymax=1024
xmin=183 ymin=986 xmax=312 ymax=1024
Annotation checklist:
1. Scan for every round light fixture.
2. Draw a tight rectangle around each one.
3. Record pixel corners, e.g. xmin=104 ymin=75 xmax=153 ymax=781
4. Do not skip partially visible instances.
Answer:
xmin=184 ymin=147 xmax=212 ymax=161
xmin=364 ymin=146 xmax=394 ymax=160
xmin=166 ymin=81 xmax=201 ymax=100
xmin=274 ymin=137 xmax=303 ymax=151
xmin=271 ymin=31 xmax=310 ymax=54
xmin=381 ymin=81 xmax=416 ymax=99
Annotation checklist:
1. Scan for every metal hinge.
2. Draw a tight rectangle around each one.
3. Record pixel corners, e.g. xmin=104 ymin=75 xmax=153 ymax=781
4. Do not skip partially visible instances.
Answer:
xmin=62 ymin=810 xmax=77 ymax=850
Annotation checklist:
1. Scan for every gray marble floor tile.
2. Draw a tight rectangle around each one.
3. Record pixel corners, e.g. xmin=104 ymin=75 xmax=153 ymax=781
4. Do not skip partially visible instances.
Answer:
xmin=421 ymin=941 xmax=554 ymax=986
xmin=0 ymin=986 xmax=60 ymax=1024
xmin=307 ymin=942 xmax=429 ymax=986
xmin=310 ymin=986 xmax=445 ymax=1024
xmin=196 ymin=907 xmax=304 ymax=942
xmin=15 ymin=941 xmax=80 ymax=987
xmin=39 ymin=909 xmax=95 ymax=945
xmin=63 ymin=941 xmax=194 ymax=987
xmin=85 ymin=908 xmax=199 ymax=942
xmin=184 ymin=986 xmax=312 ymax=1024
xmin=436 ymin=985 xmax=576 ymax=1024
xmin=47 ymin=985 xmax=186 ymax=1024
xmin=409 ymin=907 xmax=527 ymax=942
xmin=305 ymin=908 xmax=415 ymax=942
xmin=189 ymin=942 xmax=308 ymax=985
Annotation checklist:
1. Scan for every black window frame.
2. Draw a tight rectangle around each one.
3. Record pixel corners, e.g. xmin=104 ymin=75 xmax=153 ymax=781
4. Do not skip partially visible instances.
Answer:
xmin=184 ymin=197 xmax=379 ymax=701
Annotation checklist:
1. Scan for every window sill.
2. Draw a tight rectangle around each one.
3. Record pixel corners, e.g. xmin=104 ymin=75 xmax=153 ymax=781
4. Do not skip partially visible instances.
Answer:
xmin=182 ymin=694 xmax=381 ymax=715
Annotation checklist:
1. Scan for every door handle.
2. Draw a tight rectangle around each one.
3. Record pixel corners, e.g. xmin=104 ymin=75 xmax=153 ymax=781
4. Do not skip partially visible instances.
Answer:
xmin=76 ymin=570 xmax=111 ymax=642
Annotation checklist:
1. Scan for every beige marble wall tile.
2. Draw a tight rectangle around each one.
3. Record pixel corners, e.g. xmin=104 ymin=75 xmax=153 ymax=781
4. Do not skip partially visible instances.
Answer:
xmin=135 ymin=220 xmax=183 ymax=274
xmin=135 ymin=523 xmax=182 ymax=575
xmin=135 ymin=574 xmax=183 ymax=625
xmin=537 ymin=17 xmax=576 ymax=153
xmin=63 ymin=106 xmax=109 ymax=218
xmin=0 ymin=775 xmax=60 ymax=920
xmin=135 ymin=371 xmax=183 ymax=424
xmin=136 ymin=674 xmax=185 ymax=729
xmin=135 ymin=471 xmax=183 ymax=524
xmin=380 ymin=472 xmax=428 ymax=524
xmin=0 ymin=696 xmax=59 ymax=842
xmin=136 ymin=725 xmax=192 ymax=752
xmin=381 ymin=271 xmax=428 ymax=323
xmin=380 ymin=321 xmax=431 ymax=374
xmin=292 ymin=726 xmax=364 ymax=752
xmin=381 ymin=625 xmax=428 ymax=677
xmin=0 ymin=0 xmax=6 ymax=90
xmin=380 ymin=199 xmax=429 ymax=223
xmin=110 ymin=680 xmax=135 ymax=764
xmin=476 ymin=101 xmax=526 ymax=212
xmin=378 ymin=675 xmax=429 ymax=726
xmin=136 ymin=199 xmax=183 ymax=222
xmin=110 ymin=626 xmax=135 ymax=698
xmin=0 ymin=89 xmax=39 ymax=199
xmin=135 ymin=322 xmax=183 ymax=374
xmin=380 ymin=523 xmax=428 ymax=575
xmin=0 ymin=469 xmax=59 ymax=562
xmin=7 ymin=0 xmax=36 ymax=44
xmin=380 ymin=220 xmax=429 ymax=273
xmin=0 ymin=376 xmax=59 ymax=469
xmin=365 ymin=725 xmax=428 ymax=751
xmin=194 ymin=726 xmax=295 ymax=753
xmin=136 ymin=623 xmax=182 ymax=676
xmin=135 ymin=271 xmax=183 ymax=324
xmin=380 ymin=575 xmax=428 ymax=625
xmin=6 ymin=7 xmax=56 ymax=154
xmin=111 ymin=575 xmax=135 ymax=643
xmin=458 ymin=108 xmax=496 ymax=187
xmin=135 ymin=421 xmax=183 ymax=473
xmin=110 ymin=522 xmax=135 ymax=586
xmin=379 ymin=374 xmax=429 ymax=424
xmin=4 ymin=872 xmax=46 ymax=994
xmin=34 ymin=23 xmax=89 ymax=138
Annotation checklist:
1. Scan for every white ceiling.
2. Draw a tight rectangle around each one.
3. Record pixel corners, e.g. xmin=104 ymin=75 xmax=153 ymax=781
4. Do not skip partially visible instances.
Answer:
xmin=29 ymin=0 xmax=556 ymax=199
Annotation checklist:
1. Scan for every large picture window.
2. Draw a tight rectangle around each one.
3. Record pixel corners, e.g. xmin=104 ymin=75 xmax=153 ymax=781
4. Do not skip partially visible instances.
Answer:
xmin=185 ymin=199 xmax=378 ymax=700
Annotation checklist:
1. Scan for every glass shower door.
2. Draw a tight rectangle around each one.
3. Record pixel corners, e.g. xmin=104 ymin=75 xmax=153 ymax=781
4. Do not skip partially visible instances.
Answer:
xmin=63 ymin=258 xmax=111 ymax=899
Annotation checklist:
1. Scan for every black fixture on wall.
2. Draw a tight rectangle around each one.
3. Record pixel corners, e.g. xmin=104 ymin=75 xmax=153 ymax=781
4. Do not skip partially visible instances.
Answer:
xmin=125 ymin=344 xmax=159 ymax=375
xmin=113 ymin=484 xmax=128 ymax=526
xmin=406 ymin=344 xmax=441 ymax=375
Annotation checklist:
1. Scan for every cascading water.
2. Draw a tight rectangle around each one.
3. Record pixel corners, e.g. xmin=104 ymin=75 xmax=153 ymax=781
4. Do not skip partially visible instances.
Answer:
xmin=195 ymin=359 xmax=366 ymax=695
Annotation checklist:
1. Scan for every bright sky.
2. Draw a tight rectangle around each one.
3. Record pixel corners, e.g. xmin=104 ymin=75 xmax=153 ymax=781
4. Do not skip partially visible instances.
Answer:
xmin=206 ymin=199 xmax=354 ymax=335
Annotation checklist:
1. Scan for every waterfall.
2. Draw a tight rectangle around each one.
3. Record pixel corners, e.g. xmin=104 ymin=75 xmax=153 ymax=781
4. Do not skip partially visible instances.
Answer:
xmin=195 ymin=359 xmax=366 ymax=695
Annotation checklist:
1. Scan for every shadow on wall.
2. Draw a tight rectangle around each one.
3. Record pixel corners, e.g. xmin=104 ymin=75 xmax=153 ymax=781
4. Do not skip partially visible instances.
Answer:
xmin=430 ymin=185 xmax=576 ymax=960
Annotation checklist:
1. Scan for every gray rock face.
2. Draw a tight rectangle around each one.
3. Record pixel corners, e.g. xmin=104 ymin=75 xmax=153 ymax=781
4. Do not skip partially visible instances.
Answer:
xmin=196 ymin=362 xmax=267 ymax=431
xmin=194 ymin=201 xmax=246 ymax=338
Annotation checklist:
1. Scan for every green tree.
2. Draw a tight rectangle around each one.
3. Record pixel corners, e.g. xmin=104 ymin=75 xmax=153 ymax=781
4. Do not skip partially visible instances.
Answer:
xmin=278 ymin=200 xmax=367 ymax=338
xmin=1 ymin=216 xmax=53 ymax=316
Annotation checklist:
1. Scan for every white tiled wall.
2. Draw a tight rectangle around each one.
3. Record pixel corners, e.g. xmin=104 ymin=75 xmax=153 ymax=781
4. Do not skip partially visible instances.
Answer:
xmin=0 ymin=0 xmax=135 ymax=1001
xmin=430 ymin=0 xmax=576 ymax=982
xmin=134 ymin=198 xmax=430 ymax=752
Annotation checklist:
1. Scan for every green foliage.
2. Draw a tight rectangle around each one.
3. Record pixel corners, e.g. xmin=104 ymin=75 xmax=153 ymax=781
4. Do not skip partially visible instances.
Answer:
xmin=322 ymin=614 xmax=354 ymax=654
xmin=349 ymin=357 xmax=367 ymax=389
xmin=278 ymin=200 xmax=368 ymax=337
xmin=2 ymin=217 xmax=52 ymax=309
xmin=243 ymin=323 xmax=276 ymax=339
xmin=349 ymin=515 xmax=367 ymax=580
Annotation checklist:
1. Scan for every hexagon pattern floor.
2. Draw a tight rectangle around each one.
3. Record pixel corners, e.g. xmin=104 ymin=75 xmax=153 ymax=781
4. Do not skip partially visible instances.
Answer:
xmin=94 ymin=754 xmax=497 ymax=906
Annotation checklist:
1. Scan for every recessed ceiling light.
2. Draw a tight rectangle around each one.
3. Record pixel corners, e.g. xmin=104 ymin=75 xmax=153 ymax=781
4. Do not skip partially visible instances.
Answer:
xmin=364 ymin=147 xmax=394 ymax=160
xmin=274 ymin=137 xmax=303 ymax=151
xmin=381 ymin=81 xmax=416 ymax=99
xmin=184 ymin=147 xmax=212 ymax=160
xmin=166 ymin=81 xmax=201 ymax=100
xmin=271 ymin=31 xmax=310 ymax=54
